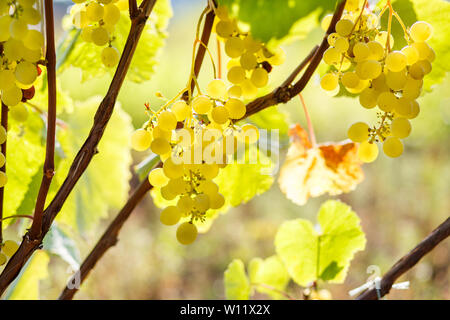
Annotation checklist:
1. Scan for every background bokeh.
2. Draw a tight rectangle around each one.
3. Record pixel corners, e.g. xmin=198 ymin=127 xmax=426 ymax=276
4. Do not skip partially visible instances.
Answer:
xmin=37 ymin=0 xmax=450 ymax=299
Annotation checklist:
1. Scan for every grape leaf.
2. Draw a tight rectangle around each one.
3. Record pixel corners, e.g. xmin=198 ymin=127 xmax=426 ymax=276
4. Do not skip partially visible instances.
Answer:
xmin=58 ymin=0 xmax=172 ymax=82
xmin=217 ymin=0 xmax=337 ymax=43
xmin=5 ymin=251 xmax=50 ymax=300
xmin=248 ymin=106 xmax=289 ymax=138
xmin=275 ymin=200 xmax=366 ymax=287
xmin=43 ymin=223 xmax=81 ymax=270
xmin=248 ymin=255 xmax=290 ymax=300
xmin=224 ymin=259 xmax=251 ymax=300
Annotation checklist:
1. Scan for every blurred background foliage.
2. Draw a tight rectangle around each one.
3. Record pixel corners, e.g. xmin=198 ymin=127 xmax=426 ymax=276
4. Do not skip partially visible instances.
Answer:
xmin=2 ymin=0 xmax=449 ymax=299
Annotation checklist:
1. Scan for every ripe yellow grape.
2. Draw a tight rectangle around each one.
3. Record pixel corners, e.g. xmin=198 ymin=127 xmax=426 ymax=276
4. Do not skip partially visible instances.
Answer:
xmin=227 ymin=66 xmax=246 ymax=84
xmin=416 ymin=60 xmax=432 ymax=75
xmin=177 ymin=195 xmax=194 ymax=213
xmin=22 ymin=7 xmax=41 ymax=25
xmin=402 ymin=78 xmax=422 ymax=100
xmin=348 ymin=122 xmax=370 ymax=143
xmin=199 ymin=163 xmax=219 ymax=179
xmin=18 ymin=0 xmax=36 ymax=8
xmin=216 ymin=20 xmax=234 ymax=38
xmin=250 ymin=67 xmax=268 ymax=88
xmin=176 ymin=222 xmax=198 ymax=245
xmin=15 ymin=61 xmax=37 ymax=85
xmin=385 ymin=51 xmax=407 ymax=72
xmin=383 ymin=137 xmax=403 ymax=157
xmin=1 ymin=85 xmax=22 ymax=107
xmin=327 ymin=33 xmax=339 ymax=46
xmin=0 ymin=126 xmax=6 ymax=144
xmin=353 ymin=42 xmax=370 ymax=62
xmin=358 ymin=141 xmax=379 ymax=163
xmin=335 ymin=19 xmax=354 ymax=37
xmin=228 ymin=85 xmax=242 ymax=98
xmin=153 ymin=126 xmax=172 ymax=141
xmin=193 ymin=194 xmax=210 ymax=212
xmin=131 ymin=128 xmax=152 ymax=151
xmin=211 ymin=106 xmax=229 ymax=124
xmin=225 ymin=37 xmax=244 ymax=58
xmin=377 ymin=92 xmax=398 ymax=112
xmin=390 ymin=117 xmax=411 ymax=138
xmin=243 ymin=35 xmax=261 ymax=53
xmin=148 ymin=168 xmax=169 ymax=187
xmin=160 ymin=206 xmax=182 ymax=226
xmin=0 ymin=153 xmax=5 ymax=168
xmin=409 ymin=63 xmax=425 ymax=80
xmin=240 ymin=52 xmax=257 ymax=70
xmin=168 ymin=177 xmax=188 ymax=195
xmin=72 ymin=10 xmax=88 ymax=28
xmin=158 ymin=110 xmax=177 ymax=131
xmin=0 ymin=70 xmax=16 ymax=91
xmin=371 ymin=74 xmax=389 ymax=92
xmin=193 ymin=95 xmax=213 ymax=114
xmin=268 ymin=47 xmax=286 ymax=66
xmin=207 ymin=79 xmax=228 ymax=100
xmin=320 ymin=73 xmax=338 ymax=91
xmin=3 ymin=38 xmax=25 ymax=61
xmin=10 ymin=103 xmax=29 ymax=122
xmin=355 ymin=60 xmax=381 ymax=80
xmin=341 ymin=72 xmax=360 ymax=89
xmin=101 ymin=46 xmax=120 ymax=68
xmin=401 ymin=45 xmax=419 ymax=65
xmin=171 ymin=100 xmax=190 ymax=121
xmin=395 ymin=97 xmax=413 ymax=117
xmin=22 ymin=47 xmax=41 ymax=63
xmin=91 ymin=27 xmax=109 ymax=46
xmin=410 ymin=21 xmax=433 ymax=42
xmin=9 ymin=18 xmax=28 ymax=39
xmin=406 ymin=100 xmax=420 ymax=119
xmin=86 ymin=2 xmax=104 ymax=22
xmin=24 ymin=30 xmax=44 ymax=51
xmin=161 ymin=185 xmax=177 ymax=200
xmin=103 ymin=3 xmax=120 ymax=25
xmin=197 ymin=180 xmax=219 ymax=195
xmin=367 ymin=41 xmax=384 ymax=60
xmin=150 ymin=137 xmax=171 ymax=155
xmin=323 ymin=47 xmax=341 ymax=65
xmin=163 ymin=157 xmax=184 ymax=179
xmin=0 ymin=15 xmax=12 ymax=42
xmin=209 ymin=192 xmax=225 ymax=209
xmin=225 ymin=98 xmax=246 ymax=119
xmin=386 ymin=70 xmax=407 ymax=90
xmin=2 ymin=240 xmax=18 ymax=257
xmin=240 ymin=79 xmax=258 ymax=98
xmin=0 ymin=171 xmax=7 ymax=187
xmin=359 ymin=88 xmax=378 ymax=109
xmin=334 ymin=37 xmax=349 ymax=53
xmin=321 ymin=14 xmax=333 ymax=31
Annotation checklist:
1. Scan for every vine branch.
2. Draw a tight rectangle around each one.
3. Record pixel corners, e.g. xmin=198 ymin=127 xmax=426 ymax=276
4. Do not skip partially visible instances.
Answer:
xmin=357 ymin=217 xmax=450 ymax=300
xmin=0 ymin=0 xmax=158 ymax=296
xmin=29 ymin=0 xmax=57 ymax=240
xmin=129 ymin=0 xmax=138 ymax=19
xmin=0 ymin=103 xmax=8 ymax=245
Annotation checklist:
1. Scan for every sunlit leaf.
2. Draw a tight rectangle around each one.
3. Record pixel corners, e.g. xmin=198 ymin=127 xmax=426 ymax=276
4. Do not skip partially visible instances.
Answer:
xmin=249 ymin=255 xmax=290 ymax=300
xmin=224 ymin=259 xmax=251 ymax=300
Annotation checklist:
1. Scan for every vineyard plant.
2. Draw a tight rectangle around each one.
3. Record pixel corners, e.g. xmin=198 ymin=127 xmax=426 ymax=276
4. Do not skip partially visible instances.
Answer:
xmin=0 ymin=0 xmax=448 ymax=302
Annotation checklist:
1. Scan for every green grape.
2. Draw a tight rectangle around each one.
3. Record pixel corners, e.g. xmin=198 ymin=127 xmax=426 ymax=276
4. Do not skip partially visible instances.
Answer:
xmin=320 ymin=73 xmax=338 ymax=91
xmin=348 ymin=122 xmax=370 ymax=143
xmin=171 ymin=100 xmax=190 ymax=121
xmin=103 ymin=3 xmax=120 ymax=25
xmin=335 ymin=19 xmax=354 ymax=37
xmin=341 ymin=72 xmax=360 ymax=89
xmin=158 ymin=110 xmax=177 ymax=131
xmin=416 ymin=60 xmax=432 ymax=75
xmin=0 ymin=171 xmax=7 ymax=187
xmin=385 ymin=51 xmax=407 ymax=72
xmin=239 ymin=52 xmax=257 ymax=70
xmin=409 ymin=63 xmax=425 ymax=80
xmin=367 ymin=41 xmax=384 ymax=60
xmin=401 ymin=45 xmax=419 ymax=65
xmin=131 ymin=128 xmax=152 ymax=151
xmin=224 ymin=98 xmax=246 ymax=119
xmin=86 ymin=2 xmax=104 ymax=22
xmin=209 ymin=192 xmax=225 ymax=209
xmin=0 ymin=70 xmax=16 ymax=91
xmin=242 ymin=35 xmax=261 ymax=54
xmin=383 ymin=137 xmax=403 ymax=157
xmin=228 ymin=85 xmax=242 ymax=98
xmin=15 ymin=61 xmax=37 ymax=85
xmin=353 ymin=42 xmax=370 ymax=62
xmin=358 ymin=141 xmax=378 ymax=163
xmin=0 ymin=253 xmax=6 ymax=266
xmin=150 ymin=137 xmax=171 ymax=155
xmin=216 ymin=20 xmax=234 ymax=38
xmin=0 ymin=153 xmax=5 ymax=168
xmin=101 ymin=46 xmax=120 ymax=67
xmin=22 ymin=7 xmax=41 ymax=25
xmin=153 ymin=126 xmax=172 ymax=141
xmin=211 ymin=106 xmax=229 ymax=124
xmin=321 ymin=14 xmax=333 ymax=31
xmin=377 ymin=92 xmax=398 ymax=112
xmin=267 ymin=47 xmax=286 ymax=66
xmin=193 ymin=95 xmax=213 ymax=114
xmin=406 ymin=100 xmax=420 ymax=119
xmin=359 ymin=88 xmax=378 ymax=109
xmin=225 ymin=37 xmax=244 ymax=58
xmin=3 ymin=39 xmax=25 ymax=61
xmin=206 ymin=79 xmax=228 ymax=100
xmin=395 ymin=97 xmax=413 ymax=117
xmin=193 ymin=193 xmax=210 ymax=212
xmin=1 ymin=85 xmax=22 ymax=107
xmin=199 ymin=163 xmax=219 ymax=179
xmin=91 ymin=27 xmax=109 ymax=46
xmin=2 ymin=240 xmax=19 ymax=257
xmin=0 ymin=126 xmax=6 ymax=144
xmin=24 ymin=30 xmax=44 ymax=51
xmin=9 ymin=18 xmax=28 ymax=39
xmin=323 ymin=47 xmax=341 ymax=65
xmin=240 ymin=79 xmax=258 ymax=98
xmin=177 ymin=195 xmax=194 ymax=213
xmin=0 ymin=15 xmax=12 ymax=42
xmin=250 ymin=67 xmax=268 ymax=88
xmin=176 ymin=222 xmax=198 ymax=245
xmin=410 ymin=21 xmax=433 ymax=42
xmin=386 ymin=70 xmax=407 ymax=90
xmin=355 ymin=60 xmax=381 ymax=80
xmin=163 ymin=157 xmax=184 ymax=179
xmin=148 ymin=168 xmax=169 ymax=187
xmin=160 ymin=206 xmax=181 ymax=226
xmin=334 ymin=37 xmax=349 ymax=53
xmin=390 ymin=117 xmax=411 ymax=138
xmin=227 ymin=66 xmax=245 ymax=84
xmin=10 ymin=103 xmax=28 ymax=122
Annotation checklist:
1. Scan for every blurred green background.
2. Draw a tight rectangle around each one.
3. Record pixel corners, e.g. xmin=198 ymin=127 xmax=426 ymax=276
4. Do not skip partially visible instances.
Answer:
xmin=36 ymin=0 xmax=449 ymax=299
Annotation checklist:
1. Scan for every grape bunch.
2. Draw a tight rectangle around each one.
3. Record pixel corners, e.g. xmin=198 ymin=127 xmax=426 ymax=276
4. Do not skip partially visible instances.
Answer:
xmin=131 ymin=78 xmax=259 ymax=245
xmin=319 ymin=1 xmax=434 ymax=162
xmin=1 ymin=0 xmax=45 ymax=187
xmin=213 ymin=6 xmax=285 ymax=99
xmin=70 ymin=0 xmax=128 ymax=68
xmin=0 ymin=240 xmax=19 ymax=266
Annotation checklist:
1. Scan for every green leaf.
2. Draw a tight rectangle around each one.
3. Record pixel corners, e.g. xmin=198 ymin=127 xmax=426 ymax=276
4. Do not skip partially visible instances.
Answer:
xmin=6 ymin=251 xmax=50 ymax=300
xmin=249 ymin=255 xmax=290 ymax=300
xmin=43 ymin=223 xmax=81 ymax=270
xmin=54 ymin=97 xmax=133 ymax=233
xmin=224 ymin=259 xmax=251 ymax=300
xmin=58 ymin=0 xmax=172 ymax=82
xmin=248 ymin=106 xmax=289 ymax=138
xmin=275 ymin=200 xmax=366 ymax=287
xmin=217 ymin=0 xmax=337 ymax=43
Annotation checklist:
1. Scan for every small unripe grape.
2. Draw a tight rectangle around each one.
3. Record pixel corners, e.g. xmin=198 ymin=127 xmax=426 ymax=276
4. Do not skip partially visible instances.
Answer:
xmin=160 ymin=206 xmax=181 ymax=226
xmin=150 ymin=137 xmax=171 ymax=155
xmin=320 ymin=73 xmax=338 ymax=91
xmin=192 ymin=95 xmax=213 ymax=114
xmin=383 ymin=137 xmax=403 ymax=157
xmin=224 ymin=98 xmax=246 ymax=119
xmin=211 ymin=106 xmax=229 ymax=124
xmin=341 ymin=72 xmax=360 ymax=89
xmin=377 ymin=92 xmax=398 ymax=112
xmin=171 ymin=100 xmax=190 ymax=121
xmin=101 ymin=46 xmax=120 ymax=67
xmin=131 ymin=128 xmax=152 ymax=151
xmin=390 ymin=117 xmax=411 ymax=138
xmin=410 ymin=21 xmax=433 ymax=42
xmin=225 ymin=37 xmax=244 ymax=58
xmin=86 ymin=2 xmax=104 ymax=22
xmin=176 ymin=222 xmax=198 ymax=245
xmin=2 ymin=240 xmax=19 ymax=257
xmin=358 ymin=141 xmax=379 ymax=163
xmin=207 ymin=79 xmax=228 ymax=100
xmin=216 ymin=6 xmax=230 ymax=21
xmin=148 ymin=168 xmax=169 ymax=187
xmin=250 ymin=68 xmax=268 ymax=88
xmin=348 ymin=122 xmax=370 ymax=143
xmin=335 ymin=19 xmax=354 ymax=37
xmin=385 ymin=51 xmax=407 ymax=72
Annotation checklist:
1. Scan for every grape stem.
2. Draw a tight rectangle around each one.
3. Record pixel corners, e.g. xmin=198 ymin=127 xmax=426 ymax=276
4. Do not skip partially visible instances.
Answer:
xmin=0 ymin=215 xmax=34 ymax=222
xmin=299 ymin=94 xmax=317 ymax=148
xmin=217 ymin=38 xmax=222 ymax=79
xmin=386 ymin=0 xmax=393 ymax=54
xmin=349 ymin=0 xmax=368 ymax=35
xmin=251 ymin=283 xmax=296 ymax=300
xmin=0 ymin=103 xmax=8 ymax=245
